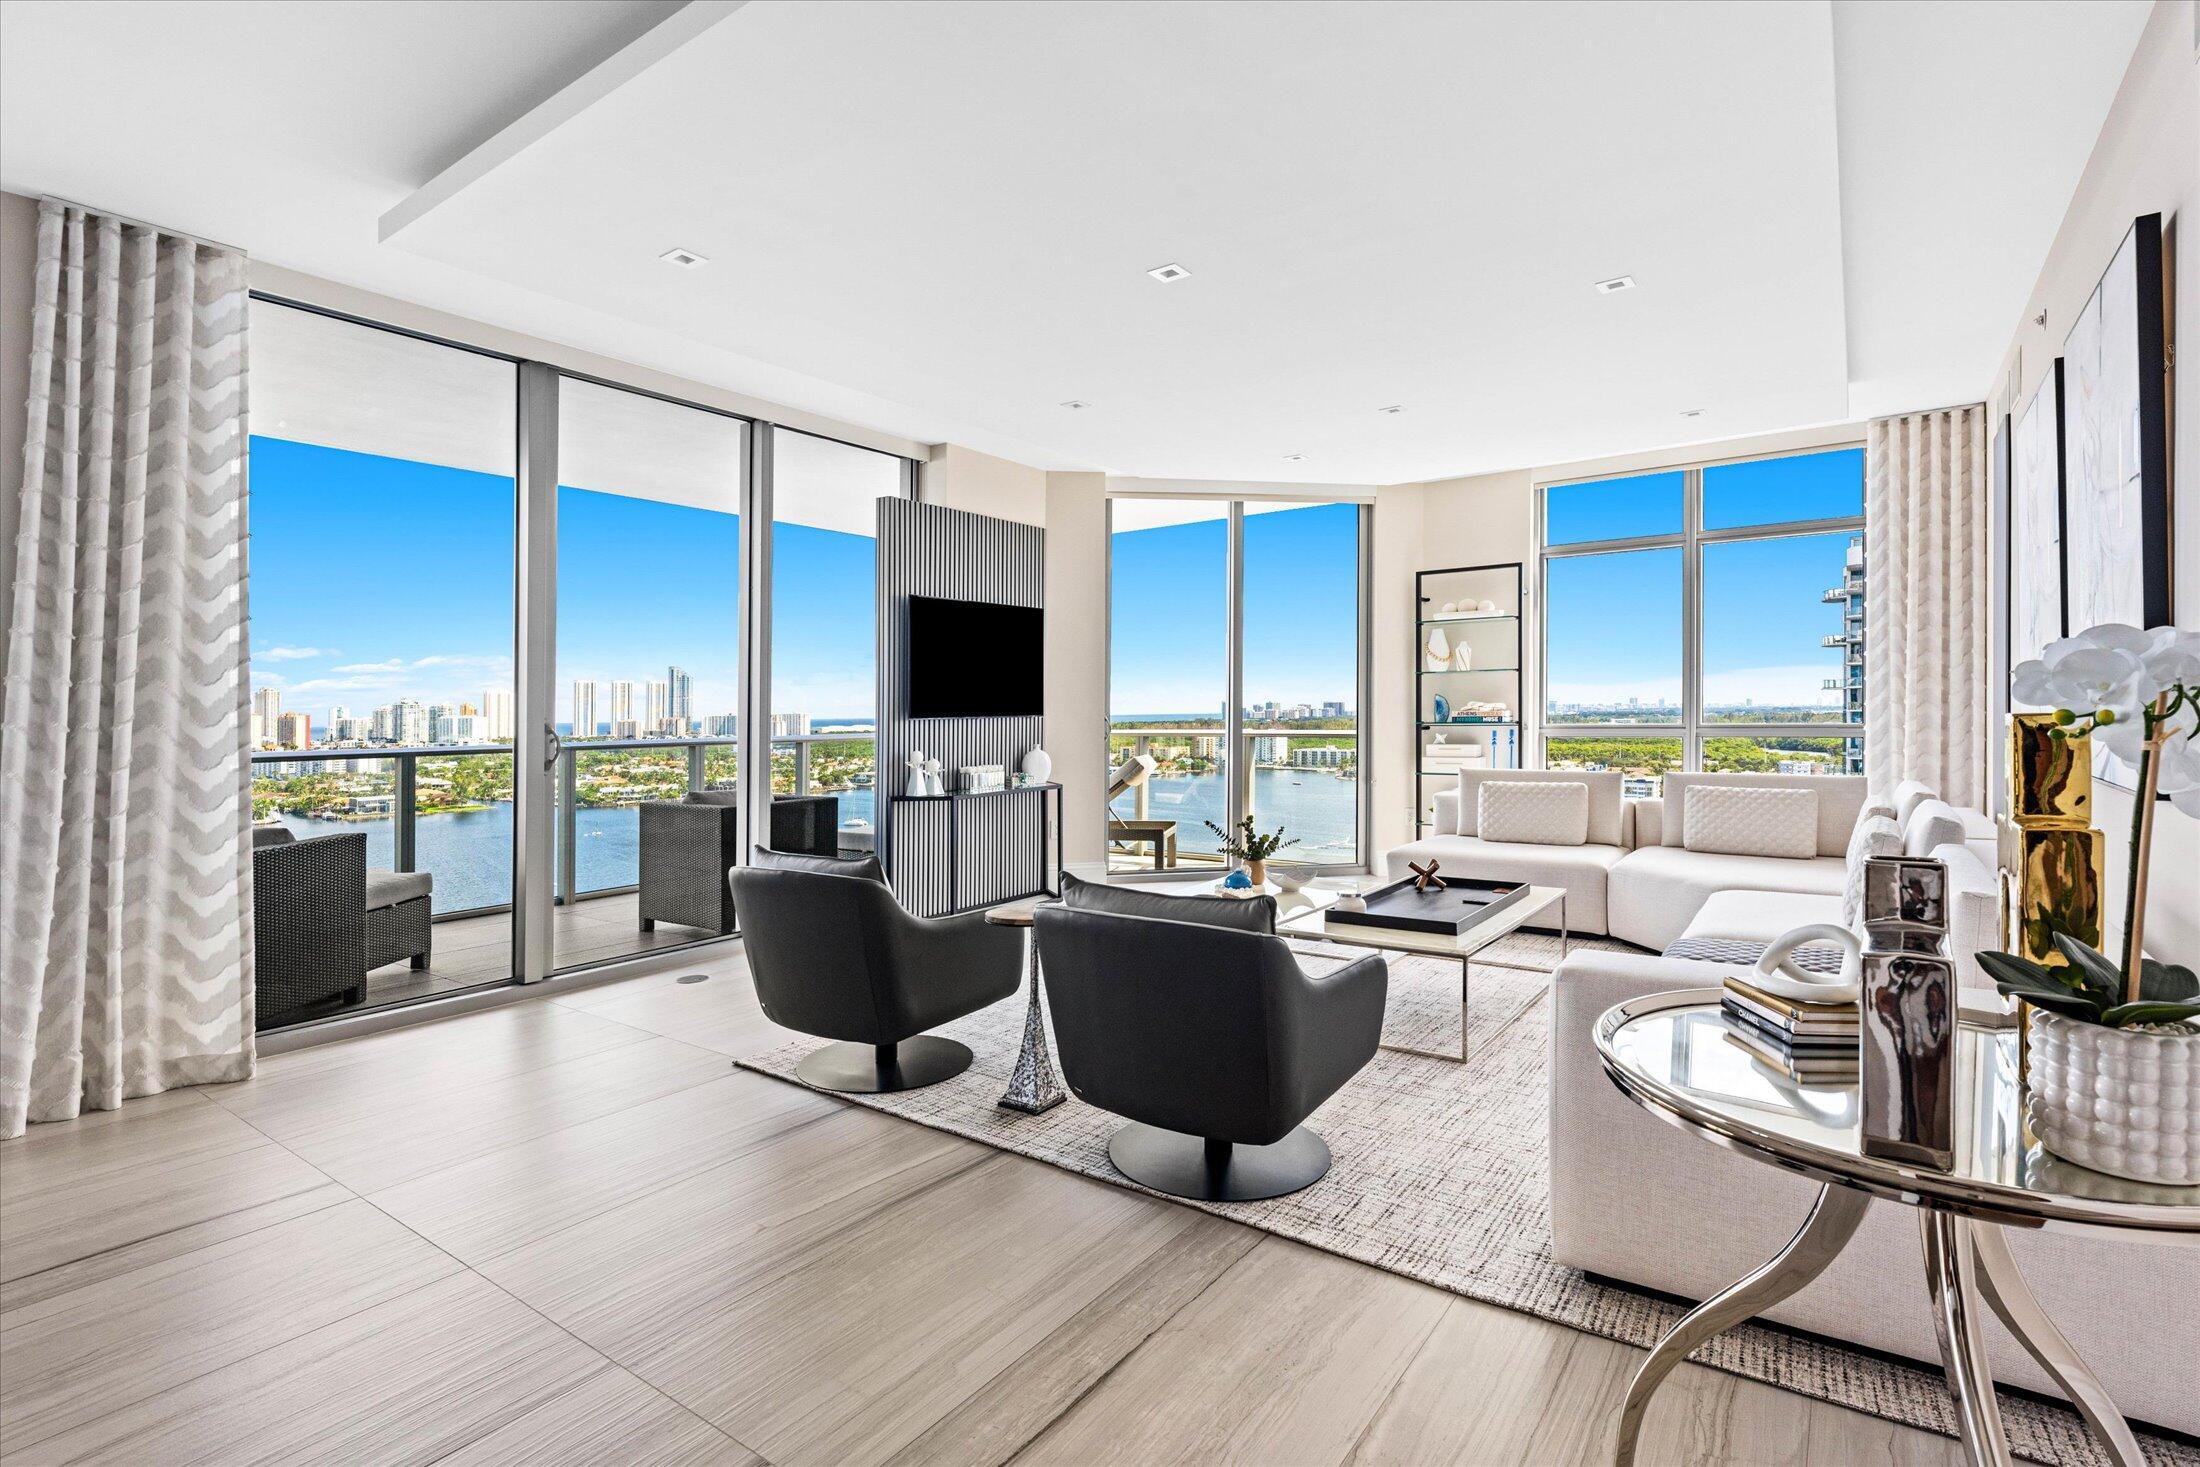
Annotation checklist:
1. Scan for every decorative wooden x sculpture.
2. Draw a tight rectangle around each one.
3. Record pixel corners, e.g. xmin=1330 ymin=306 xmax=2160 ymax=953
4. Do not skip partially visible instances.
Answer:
xmin=1409 ymin=858 xmax=1447 ymax=894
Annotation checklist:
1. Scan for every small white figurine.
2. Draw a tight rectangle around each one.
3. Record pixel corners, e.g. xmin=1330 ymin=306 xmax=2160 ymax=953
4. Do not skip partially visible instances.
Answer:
xmin=924 ymin=756 xmax=946 ymax=796
xmin=906 ymin=750 xmax=930 ymax=798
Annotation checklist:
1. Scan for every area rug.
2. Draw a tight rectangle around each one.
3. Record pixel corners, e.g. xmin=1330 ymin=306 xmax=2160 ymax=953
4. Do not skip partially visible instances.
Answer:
xmin=737 ymin=934 xmax=2188 ymax=1466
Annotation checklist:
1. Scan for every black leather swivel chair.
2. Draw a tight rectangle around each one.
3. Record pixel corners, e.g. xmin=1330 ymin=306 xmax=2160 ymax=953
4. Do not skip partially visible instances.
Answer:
xmin=1033 ymin=896 xmax=1387 ymax=1201
xmin=727 ymin=848 xmax=1022 ymax=1093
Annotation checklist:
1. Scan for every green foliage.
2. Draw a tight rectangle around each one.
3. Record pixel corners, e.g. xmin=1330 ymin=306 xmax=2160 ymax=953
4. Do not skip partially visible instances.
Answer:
xmin=1977 ymin=940 xmax=2200 ymax=1030
xmin=1202 ymin=815 xmax=1299 ymax=862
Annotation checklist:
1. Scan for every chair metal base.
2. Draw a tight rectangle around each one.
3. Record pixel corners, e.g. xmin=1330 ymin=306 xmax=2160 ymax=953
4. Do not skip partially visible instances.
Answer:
xmin=1107 ymin=1122 xmax=1331 ymax=1201
xmin=795 ymin=1036 xmax=973 ymax=1094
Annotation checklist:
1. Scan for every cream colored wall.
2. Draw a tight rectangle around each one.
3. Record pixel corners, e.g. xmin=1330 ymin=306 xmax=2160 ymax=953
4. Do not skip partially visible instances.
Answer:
xmin=920 ymin=443 xmax=1048 ymax=527
xmin=1989 ymin=0 xmax=2199 ymax=963
xmin=1044 ymin=473 xmax=1109 ymax=875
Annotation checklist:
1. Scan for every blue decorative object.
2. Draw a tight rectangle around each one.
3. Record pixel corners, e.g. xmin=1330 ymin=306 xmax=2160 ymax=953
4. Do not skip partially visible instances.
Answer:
xmin=1221 ymin=869 xmax=1254 ymax=890
xmin=1432 ymin=693 xmax=1450 ymax=723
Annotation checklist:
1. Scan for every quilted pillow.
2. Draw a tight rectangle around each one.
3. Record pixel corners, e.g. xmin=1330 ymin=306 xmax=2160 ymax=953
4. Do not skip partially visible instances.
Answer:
xmin=1478 ymin=780 xmax=1589 ymax=847
xmin=1682 ymin=785 xmax=1817 ymax=860
xmin=1841 ymin=811 xmax=1904 ymax=928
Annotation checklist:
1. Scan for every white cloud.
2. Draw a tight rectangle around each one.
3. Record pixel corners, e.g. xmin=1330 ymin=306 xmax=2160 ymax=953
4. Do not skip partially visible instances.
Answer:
xmin=259 ymin=645 xmax=336 ymax=662
xmin=334 ymin=659 xmax=406 ymax=674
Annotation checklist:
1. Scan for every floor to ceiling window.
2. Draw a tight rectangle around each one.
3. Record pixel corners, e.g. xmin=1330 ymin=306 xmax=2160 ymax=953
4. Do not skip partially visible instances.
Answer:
xmin=1539 ymin=447 xmax=1866 ymax=795
xmin=243 ymin=298 xmax=916 ymax=1029
xmin=1108 ymin=496 xmax=1367 ymax=876
xmin=248 ymin=300 xmax=518 ymax=1020
xmin=553 ymin=377 xmax=747 ymax=973
xmin=768 ymin=428 xmax=910 ymax=857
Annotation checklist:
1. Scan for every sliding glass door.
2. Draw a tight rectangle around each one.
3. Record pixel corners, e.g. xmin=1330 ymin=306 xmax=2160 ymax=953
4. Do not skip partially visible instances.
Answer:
xmin=550 ymin=378 xmax=748 ymax=972
xmin=248 ymin=300 xmax=518 ymax=1020
xmin=1107 ymin=496 xmax=1368 ymax=878
xmin=244 ymin=297 xmax=916 ymax=1028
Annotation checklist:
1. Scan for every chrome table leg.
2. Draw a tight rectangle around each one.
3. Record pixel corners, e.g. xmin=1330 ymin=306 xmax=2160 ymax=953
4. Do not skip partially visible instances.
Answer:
xmin=1615 ymin=1184 xmax=1871 ymax=1464
xmin=1971 ymin=1222 xmax=2141 ymax=1465
xmin=1921 ymin=1209 xmax=2013 ymax=1465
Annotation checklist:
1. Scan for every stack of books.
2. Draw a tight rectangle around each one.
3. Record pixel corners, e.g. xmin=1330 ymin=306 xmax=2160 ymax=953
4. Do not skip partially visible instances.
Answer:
xmin=1720 ymin=973 xmax=1859 ymax=1084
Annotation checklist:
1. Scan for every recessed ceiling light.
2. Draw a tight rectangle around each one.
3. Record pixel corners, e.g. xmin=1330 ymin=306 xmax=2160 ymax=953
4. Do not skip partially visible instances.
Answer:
xmin=1147 ymin=262 xmax=1192 ymax=282
xmin=1282 ymin=454 xmax=1305 ymax=462
xmin=1377 ymin=405 xmax=1405 ymax=415
xmin=660 ymin=247 xmax=708 ymax=268
xmin=1679 ymin=408 xmax=1707 ymax=418
xmin=1060 ymin=399 xmax=1091 ymax=410
xmin=1593 ymin=275 xmax=1636 ymax=294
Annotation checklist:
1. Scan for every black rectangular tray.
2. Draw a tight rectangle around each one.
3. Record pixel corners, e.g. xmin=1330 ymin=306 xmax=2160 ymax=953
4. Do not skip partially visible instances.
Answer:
xmin=1325 ymin=875 xmax=1531 ymax=936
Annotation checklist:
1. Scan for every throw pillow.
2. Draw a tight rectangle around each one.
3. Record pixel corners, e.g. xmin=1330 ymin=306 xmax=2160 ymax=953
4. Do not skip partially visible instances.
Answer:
xmin=1842 ymin=811 xmax=1903 ymax=928
xmin=1477 ymin=780 xmax=1590 ymax=846
xmin=1059 ymin=872 xmax=1276 ymax=934
xmin=1902 ymin=798 xmax=1969 ymax=858
xmin=1682 ymin=785 xmax=1818 ymax=860
xmin=750 ymin=846 xmax=887 ymax=884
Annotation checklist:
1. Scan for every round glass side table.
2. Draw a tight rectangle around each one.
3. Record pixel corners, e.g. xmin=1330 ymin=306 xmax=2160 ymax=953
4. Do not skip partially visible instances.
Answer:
xmin=1595 ymin=988 xmax=2199 ymax=1467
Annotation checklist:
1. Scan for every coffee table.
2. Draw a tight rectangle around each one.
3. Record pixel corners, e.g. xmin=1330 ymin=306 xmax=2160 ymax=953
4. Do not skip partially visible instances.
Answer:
xmin=1277 ymin=881 xmax=1567 ymax=1062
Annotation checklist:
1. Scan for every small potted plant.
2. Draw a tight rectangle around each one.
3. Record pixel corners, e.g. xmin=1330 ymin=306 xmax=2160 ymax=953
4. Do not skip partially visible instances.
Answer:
xmin=1203 ymin=816 xmax=1299 ymax=887
xmin=1982 ymin=622 xmax=2200 ymax=1184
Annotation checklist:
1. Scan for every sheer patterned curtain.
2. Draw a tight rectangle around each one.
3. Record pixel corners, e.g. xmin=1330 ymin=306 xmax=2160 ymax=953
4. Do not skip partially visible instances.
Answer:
xmin=1863 ymin=404 xmax=1989 ymax=809
xmin=0 ymin=201 xmax=254 ymax=1137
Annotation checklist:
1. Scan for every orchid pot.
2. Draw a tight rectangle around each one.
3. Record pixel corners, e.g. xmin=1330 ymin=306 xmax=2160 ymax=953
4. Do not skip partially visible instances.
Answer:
xmin=1984 ymin=623 xmax=2200 ymax=1183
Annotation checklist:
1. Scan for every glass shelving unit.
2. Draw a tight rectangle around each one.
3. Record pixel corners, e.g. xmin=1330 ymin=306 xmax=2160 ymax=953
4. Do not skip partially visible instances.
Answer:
xmin=1414 ymin=562 xmax=1523 ymax=833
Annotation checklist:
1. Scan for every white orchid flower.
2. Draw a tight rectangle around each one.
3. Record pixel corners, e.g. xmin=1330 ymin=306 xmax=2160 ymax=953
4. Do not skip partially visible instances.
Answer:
xmin=2010 ymin=638 xmax=2146 ymax=715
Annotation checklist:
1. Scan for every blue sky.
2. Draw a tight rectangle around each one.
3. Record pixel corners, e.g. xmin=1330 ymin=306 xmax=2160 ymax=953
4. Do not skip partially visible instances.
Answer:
xmin=1110 ymin=501 xmax=1360 ymax=717
xmin=248 ymin=437 xmax=877 ymax=727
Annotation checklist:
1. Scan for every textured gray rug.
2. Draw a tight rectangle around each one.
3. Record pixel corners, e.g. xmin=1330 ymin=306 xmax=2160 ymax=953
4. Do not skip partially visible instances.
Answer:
xmin=738 ymin=933 xmax=2189 ymax=1466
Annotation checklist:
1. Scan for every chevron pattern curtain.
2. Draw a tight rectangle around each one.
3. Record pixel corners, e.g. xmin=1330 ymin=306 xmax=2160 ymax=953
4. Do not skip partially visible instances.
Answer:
xmin=1863 ymin=404 xmax=1989 ymax=810
xmin=0 ymin=201 xmax=254 ymax=1138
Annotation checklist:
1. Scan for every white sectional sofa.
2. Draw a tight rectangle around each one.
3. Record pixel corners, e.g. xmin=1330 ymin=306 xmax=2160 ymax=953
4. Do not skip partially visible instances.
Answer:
xmin=1541 ymin=779 xmax=2199 ymax=1435
xmin=1387 ymin=770 xmax=1634 ymax=935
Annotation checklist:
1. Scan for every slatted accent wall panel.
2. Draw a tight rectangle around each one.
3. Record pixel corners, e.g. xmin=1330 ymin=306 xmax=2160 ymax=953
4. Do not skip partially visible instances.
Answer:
xmin=876 ymin=499 xmax=1047 ymax=916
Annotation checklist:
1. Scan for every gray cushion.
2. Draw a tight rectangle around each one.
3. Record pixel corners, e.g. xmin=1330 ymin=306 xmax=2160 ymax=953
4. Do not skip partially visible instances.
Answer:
xmin=1059 ymin=872 xmax=1275 ymax=934
xmin=687 ymin=788 xmax=742 ymax=807
xmin=252 ymin=823 xmax=295 ymax=848
xmin=751 ymin=846 xmax=886 ymax=884
xmin=364 ymin=869 xmax=432 ymax=909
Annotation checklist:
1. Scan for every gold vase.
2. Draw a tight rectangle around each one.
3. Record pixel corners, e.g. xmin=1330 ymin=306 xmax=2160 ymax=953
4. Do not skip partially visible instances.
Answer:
xmin=1999 ymin=714 xmax=2107 ymax=1083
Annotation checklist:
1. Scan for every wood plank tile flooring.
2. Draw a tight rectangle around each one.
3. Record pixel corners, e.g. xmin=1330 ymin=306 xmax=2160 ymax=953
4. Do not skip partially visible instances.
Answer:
xmin=0 ymin=944 xmax=1965 ymax=1467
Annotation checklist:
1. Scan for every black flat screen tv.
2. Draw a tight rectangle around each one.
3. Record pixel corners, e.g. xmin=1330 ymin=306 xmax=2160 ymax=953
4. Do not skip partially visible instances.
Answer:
xmin=907 ymin=595 xmax=1043 ymax=718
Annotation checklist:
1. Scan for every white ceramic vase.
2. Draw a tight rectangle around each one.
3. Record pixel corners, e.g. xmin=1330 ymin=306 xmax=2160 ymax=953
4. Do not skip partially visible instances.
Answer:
xmin=1021 ymin=747 xmax=1052 ymax=784
xmin=2025 ymin=1011 xmax=2200 ymax=1185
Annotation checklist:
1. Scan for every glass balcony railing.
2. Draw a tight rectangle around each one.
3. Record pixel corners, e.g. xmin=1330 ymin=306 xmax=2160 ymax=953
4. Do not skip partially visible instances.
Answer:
xmin=1106 ymin=726 xmax=1359 ymax=874
xmin=252 ymin=730 xmax=877 ymax=918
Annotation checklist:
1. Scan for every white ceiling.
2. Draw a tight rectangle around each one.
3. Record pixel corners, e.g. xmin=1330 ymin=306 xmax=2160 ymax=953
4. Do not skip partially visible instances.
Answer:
xmin=0 ymin=0 xmax=2152 ymax=484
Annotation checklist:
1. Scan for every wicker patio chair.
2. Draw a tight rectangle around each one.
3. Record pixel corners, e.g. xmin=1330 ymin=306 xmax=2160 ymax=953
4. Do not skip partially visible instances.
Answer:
xmin=252 ymin=827 xmax=368 ymax=1025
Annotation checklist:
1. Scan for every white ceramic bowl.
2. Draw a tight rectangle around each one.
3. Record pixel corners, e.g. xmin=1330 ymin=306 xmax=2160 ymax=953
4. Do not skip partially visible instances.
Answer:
xmin=2026 ymin=1012 xmax=2200 ymax=1186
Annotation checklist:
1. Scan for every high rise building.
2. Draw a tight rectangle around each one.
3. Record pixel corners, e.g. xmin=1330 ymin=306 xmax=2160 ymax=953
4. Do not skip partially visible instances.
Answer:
xmin=1252 ymin=735 xmax=1291 ymax=764
xmin=645 ymin=680 xmax=669 ymax=734
xmin=770 ymin=712 xmax=809 ymax=738
xmin=483 ymin=689 xmax=513 ymax=741
xmin=393 ymin=700 xmax=427 ymax=746
xmin=667 ymin=666 xmax=691 ymax=725
xmin=251 ymin=688 xmax=281 ymax=746
xmin=1823 ymin=533 xmax=1866 ymax=775
xmin=427 ymin=703 xmax=459 ymax=744
xmin=570 ymin=681 xmax=597 ymax=739
xmin=609 ymin=680 xmax=635 ymax=731
xmin=705 ymin=714 xmax=738 ymax=737
xmin=275 ymin=711 xmax=313 ymax=750
xmin=1321 ymin=701 xmax=1346 ymax=719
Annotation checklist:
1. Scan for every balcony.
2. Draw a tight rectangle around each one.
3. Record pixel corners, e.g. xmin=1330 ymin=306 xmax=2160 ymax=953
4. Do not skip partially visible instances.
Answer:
xmin=1106 ymin=725 xmax=1360 ymax=875
xmin=250 ymin=730 xmax=875 ymax=1009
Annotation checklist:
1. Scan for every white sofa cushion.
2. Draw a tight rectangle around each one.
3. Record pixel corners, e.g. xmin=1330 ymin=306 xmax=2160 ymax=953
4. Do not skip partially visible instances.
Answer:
xmin=1547 ymin=950 xmax=2197 ymax=1435
xmin=1842 ymin=810 xmax=1904 ymax=928
xmin=1902 ymin=797 xmax=1969 ymax=857
xmin=1660 ymin=772 xmax=1867 ymax=857
xmin=1452 ymin=769 xmax=1625 ymax=846
xmin=1890 ymin=778 xmax=1938 ymax=828
xmin=1679 ymin=888 xmax=1843 ymax=947
xmin=1683 ymin=785 xmax=1818 ymax=860
xmin=1384 ymin=833 xmax=1622 ymax=936
xmin=1606 ymin=845 xmax=1846 ymax=951
xmin=1478 ymin=780 xmax=1588 ymax=846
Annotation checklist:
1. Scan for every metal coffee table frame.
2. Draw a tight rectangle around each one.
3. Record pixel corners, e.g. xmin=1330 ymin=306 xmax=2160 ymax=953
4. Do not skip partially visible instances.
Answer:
xmin=1595 ymin=989 xmax=2198 ymax=1467
xmin=1281 ymin=885 xmax=1566 ymax=1062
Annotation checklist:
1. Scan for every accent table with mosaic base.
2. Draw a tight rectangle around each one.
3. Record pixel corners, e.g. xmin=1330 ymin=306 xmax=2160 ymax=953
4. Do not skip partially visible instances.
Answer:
xmin=983 ymin=896 xmax=1066 ymax=1114
xmin=1596 ymin=988 xmax=2200 ymax=1467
